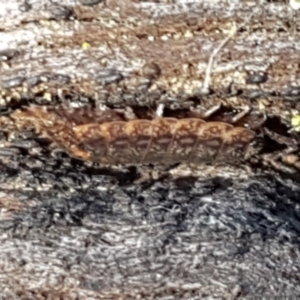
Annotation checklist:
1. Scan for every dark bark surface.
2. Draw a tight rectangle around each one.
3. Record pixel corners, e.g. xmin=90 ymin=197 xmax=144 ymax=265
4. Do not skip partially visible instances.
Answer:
xmin=1 ymin=0 xmax=300 ymax=299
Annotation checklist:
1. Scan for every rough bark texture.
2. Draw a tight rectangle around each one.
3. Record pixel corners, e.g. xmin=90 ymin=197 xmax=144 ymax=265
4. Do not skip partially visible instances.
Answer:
xmin=1 ymin=0 xmax=300 ymax=299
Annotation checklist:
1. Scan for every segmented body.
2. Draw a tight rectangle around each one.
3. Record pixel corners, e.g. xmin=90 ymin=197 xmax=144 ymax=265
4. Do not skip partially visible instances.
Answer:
xmin=11 ymin=106 xmax=255 ymax=165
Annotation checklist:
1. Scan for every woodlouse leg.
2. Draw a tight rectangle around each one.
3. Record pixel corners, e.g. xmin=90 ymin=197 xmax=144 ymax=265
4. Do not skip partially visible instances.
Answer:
xmin=231 ymin=106 xmax=251 ymax=124
xmin=189 ymin=103 xmax=223 ymax=120
xmin=190 ymin=103 xmax=263 ymax=131
xmin=226 ymin=105 xmax=266 ymax=130
xmin=190 ymin=103 xmax=252 ymax=125
xmin=201 ymin=103 xmax=222 ymax=119
xmin=262 ymin=147 xmax=299 ymax=174
xmin=225 ymin=105 xmax=265 ymax=129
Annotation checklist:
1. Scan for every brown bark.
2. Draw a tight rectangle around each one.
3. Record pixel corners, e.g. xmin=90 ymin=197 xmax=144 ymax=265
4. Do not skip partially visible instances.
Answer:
xmin=1 ymin=0 xmax=300 ymax=117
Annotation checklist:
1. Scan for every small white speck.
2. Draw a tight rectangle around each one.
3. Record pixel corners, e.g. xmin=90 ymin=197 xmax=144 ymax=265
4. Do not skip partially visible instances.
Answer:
xmin=290 ymin=0 xmax=300 ymax=10
xmin=96 ymin=186 xmax=108 ymax=191
xmin=98 ymin=104 xmax=109 ymax=111
xmin=156 ymin=103 xmax=164 ymax=118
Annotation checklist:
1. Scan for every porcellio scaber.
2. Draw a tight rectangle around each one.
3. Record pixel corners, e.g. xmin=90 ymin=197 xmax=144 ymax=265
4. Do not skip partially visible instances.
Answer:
xmin=10 ymin=105 xmax=256 ymax=165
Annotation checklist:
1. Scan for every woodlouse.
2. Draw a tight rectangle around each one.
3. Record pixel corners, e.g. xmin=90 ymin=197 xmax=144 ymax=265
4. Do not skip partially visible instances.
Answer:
xmin=11 ymin=105 xmax=256 ymax=165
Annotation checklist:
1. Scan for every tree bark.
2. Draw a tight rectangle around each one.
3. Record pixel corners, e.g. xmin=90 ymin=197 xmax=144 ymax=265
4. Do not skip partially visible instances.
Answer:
xmin=0 ymin=0 xmax=300 ymax=299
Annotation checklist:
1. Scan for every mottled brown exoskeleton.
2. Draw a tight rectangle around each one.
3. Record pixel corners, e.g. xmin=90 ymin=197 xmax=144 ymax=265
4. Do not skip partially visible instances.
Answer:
xmin=9 ymin=104 xmax=256 ymax=164
xmin=8 ymin=103 xmax=300 ymax=177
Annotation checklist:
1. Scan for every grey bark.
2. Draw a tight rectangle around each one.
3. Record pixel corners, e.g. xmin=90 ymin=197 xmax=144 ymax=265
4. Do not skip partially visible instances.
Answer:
xmin=0 ymin=0 xmax=300 ymax=299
